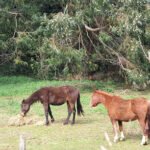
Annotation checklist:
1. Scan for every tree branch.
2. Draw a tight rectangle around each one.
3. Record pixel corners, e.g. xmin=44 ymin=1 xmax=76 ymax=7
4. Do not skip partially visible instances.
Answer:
xmin=84 ymin=24 xmax=103 ymax=32
xmin=85 ymin=28 xmax=95 ymax=48
xmin=138 ymin=36 xmax=150 ymax=63
xmin=13 ymin=14 xmax=18 ymax=38
xmin=78 ymin=25 xmax=86 ymax=50
xmin=0 ymin=9 xmax=21 ymax=15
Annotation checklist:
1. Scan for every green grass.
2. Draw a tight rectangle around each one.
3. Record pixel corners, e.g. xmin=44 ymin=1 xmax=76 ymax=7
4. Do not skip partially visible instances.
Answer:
xmin=0 ymin=76 xmax=116 ymax=97
xmin=0 ymin=76 xmax=150 ymax=150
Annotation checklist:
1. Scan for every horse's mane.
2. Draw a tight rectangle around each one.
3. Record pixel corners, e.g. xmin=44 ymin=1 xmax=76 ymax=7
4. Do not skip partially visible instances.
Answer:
xmin=95 ymin=90 xmax=125 ymax=102
xmin=24 ymin=89 xmax=40 ymax=104
xmin=95 ymin=90 xmax=113 ymax=97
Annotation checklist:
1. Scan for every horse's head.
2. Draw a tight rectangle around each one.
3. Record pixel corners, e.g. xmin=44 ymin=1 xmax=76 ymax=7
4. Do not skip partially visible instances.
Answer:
xmin=91 ymin=91 xmax=105 ymax=107
xmin=21 ymin=99 xmax=30 ymax=117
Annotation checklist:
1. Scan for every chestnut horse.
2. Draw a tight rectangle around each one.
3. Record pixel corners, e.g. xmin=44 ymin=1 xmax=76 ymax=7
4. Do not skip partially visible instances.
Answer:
xmin=21 ymin=86 xmax=84 ymax=125
xmin=91 ymin=90 xmax=150 ymax=145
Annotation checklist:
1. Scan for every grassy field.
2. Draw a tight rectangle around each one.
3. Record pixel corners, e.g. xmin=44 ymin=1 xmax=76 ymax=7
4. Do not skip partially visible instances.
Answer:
xmin=0 ymin=76 xmax=150 ymax=150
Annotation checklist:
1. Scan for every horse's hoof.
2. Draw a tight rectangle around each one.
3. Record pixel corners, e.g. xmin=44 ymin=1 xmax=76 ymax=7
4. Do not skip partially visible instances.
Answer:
xmin=120 ymin=137 xmax=125 ymax=141
xmin=114 ymin=138 xmax=119 ymax=143
xmin=114 ymin=140 xmax=118 ymax=143
xmin=51 ymin=119 xmax=55 ymax=123
xmin=71 ymin=122 xmax=75 ymax=125
xmin=63 ymin=122 xmax=68 ymax=125
xmin=141 ymin=142 xmax=148 ymax=146
xmin=45 ymin=122 xmax=49 ymax=126
xmin=141 ymin=136 xmax=148 ymax=145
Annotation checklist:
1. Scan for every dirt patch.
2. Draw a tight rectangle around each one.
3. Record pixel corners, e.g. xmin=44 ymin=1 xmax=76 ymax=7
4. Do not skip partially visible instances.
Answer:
xmin=8 ymin=114 xmax=45 ymax=126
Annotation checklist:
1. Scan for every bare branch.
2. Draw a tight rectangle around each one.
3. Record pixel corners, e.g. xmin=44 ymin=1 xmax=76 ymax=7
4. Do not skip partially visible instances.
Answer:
xmin=98 ymin=36 xmax=119 ymax=56
xmin=13 ymin=14 xmax=18 ymax=38
xmin=92 ymin=32 xmax=136 ymax=71
xmin=84 ymin=24 xmax=102 ymax=32
xmin=0 ymin=9 xmax=21 ymax=15
xmin=64 ymin=3 xmax=68 ymax=14
xmin=138 ymin=36 xmax=150 ymax=63
xmin=94 ymin=17 xmax=101 ymax=28
xmin=148 ymin=51 xmax=150 ymax=62
xmin=117 ymin=56 xmax=133 ymax=71
xmin=85 ymin=28 xmax=95 ymax=48
xmin=78 ymin=25 xmax=86 ymax=50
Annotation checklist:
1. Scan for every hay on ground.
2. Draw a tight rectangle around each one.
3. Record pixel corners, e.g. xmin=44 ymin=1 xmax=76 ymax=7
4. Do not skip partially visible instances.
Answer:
xmin=8 ymin=114 xmax=45 ymax=126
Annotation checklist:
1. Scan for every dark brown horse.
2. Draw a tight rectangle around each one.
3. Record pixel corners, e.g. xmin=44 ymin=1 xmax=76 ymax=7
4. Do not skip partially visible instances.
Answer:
xmin=21 ymin=85 xmax=84 ymax=125
xmin=91 ymin=90 xmax=150 ymax=145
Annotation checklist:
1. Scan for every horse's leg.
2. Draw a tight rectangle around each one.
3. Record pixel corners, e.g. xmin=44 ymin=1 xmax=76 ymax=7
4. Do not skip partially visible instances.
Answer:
xmin=138 ymin=118 xmax=148 ymax=145
xmin=111 ymin=119 xmax=119 ymax=143
xmin=43 ymin=103 xmax=49 ymax=125
xmin=71 ymin=107 xmax=76 ymax=125
xmin=48 ymin=105 xmax=55 ymax=123
xmin=63 ymin=102 xmax=73 ymax=125
xmin=118 ymin=121 xmax=125 ymax=141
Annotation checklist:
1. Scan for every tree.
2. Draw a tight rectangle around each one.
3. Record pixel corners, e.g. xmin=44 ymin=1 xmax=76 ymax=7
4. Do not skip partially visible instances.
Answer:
xmin=0 ymin=0 xmax=150 ymax=89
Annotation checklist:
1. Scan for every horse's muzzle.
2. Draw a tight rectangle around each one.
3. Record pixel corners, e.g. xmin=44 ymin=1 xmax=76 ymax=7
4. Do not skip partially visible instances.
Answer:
xmin=20 ymin=112 xmax=25 ymax=117
xmin=90 ymin=102 xmax=95 ymax=107
xmin=90 ymin=102 xmax=97 ymax=107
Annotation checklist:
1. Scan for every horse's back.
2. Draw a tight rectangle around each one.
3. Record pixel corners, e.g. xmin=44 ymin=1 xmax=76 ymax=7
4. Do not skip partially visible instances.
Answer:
xmin=60 ymin=85 xmax=79 ymax=99
xmin=48 ymin=85 xmax=79 ymax=95
xmin=44 ymin=85 xmax=79 ymax=105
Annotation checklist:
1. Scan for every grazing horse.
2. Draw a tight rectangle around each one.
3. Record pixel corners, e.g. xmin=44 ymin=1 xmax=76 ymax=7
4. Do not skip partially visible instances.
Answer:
xmin=91 ymin=90 xmax=150 ymax=145
xmin=21 ymin=86 xmax=84 ymax=125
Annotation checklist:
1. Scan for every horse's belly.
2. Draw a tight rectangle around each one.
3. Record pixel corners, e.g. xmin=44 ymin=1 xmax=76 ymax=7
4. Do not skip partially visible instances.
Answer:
xmin=51 ymin=103 xmax=64 ymax=106
xmin=50 ymin=98 xmax=66 ymax=105
xmin=49 ymin=95 xmax=66 ymax=105
xmin=118 ymin=113 xmax=137 ymax=122
xmin=50 ymin=101 xmax=65 ymax=106
xmin=121 ymin=117 xmax=137 ymax=122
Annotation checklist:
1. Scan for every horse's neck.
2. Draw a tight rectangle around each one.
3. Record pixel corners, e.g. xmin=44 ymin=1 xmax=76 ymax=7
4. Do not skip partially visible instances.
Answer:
xmin=102 ymin=94 xmax=113 ymax=109
xmin=26 ymin=93 xmax=38 ymax=105
xmin=104 ymin=95 xmax=123 ymax=108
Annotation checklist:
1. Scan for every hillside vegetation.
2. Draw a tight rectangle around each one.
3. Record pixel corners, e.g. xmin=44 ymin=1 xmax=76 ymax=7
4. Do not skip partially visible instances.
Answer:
xmin=0 ymin=0 xmax=150 ymax=89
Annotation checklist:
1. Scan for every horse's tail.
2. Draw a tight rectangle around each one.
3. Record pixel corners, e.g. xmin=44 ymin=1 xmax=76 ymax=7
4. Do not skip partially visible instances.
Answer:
xmin=77 ymin=93 xmax=84 ymax=116
xmin=146 ymin=102 xmax=150 ymax=138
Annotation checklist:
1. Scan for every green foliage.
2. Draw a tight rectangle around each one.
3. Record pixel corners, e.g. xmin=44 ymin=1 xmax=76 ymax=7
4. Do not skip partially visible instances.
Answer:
xmin=0 ymin=0 xmax=150 ymax=88
xmin=29 ymin=38 xmax=84 ymax=79
xmin=127 ymin=70 xmax=148 ymax=84
xmin=99 ymin=32 xmax=113 ymax=43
